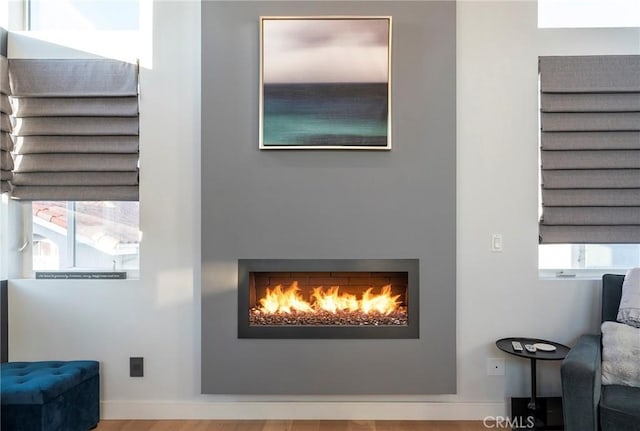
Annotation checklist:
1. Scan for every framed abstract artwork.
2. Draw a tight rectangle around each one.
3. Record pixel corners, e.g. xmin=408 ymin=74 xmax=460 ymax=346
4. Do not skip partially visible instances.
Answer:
xmin=259 ymin=16 xmax=392 ymax=150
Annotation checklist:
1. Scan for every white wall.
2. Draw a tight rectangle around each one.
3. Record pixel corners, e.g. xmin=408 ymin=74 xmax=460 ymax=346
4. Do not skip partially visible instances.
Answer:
xmin=456 ymin=0 xmax=639 ymax=403
xmin=5 ymin=0 xmax=640 ymax=420
xmin=7 ymin=0 xmax=205 ymax=413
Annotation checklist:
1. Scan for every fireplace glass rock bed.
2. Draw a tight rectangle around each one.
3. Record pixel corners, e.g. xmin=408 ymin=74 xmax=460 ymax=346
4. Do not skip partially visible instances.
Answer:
xmin=238 ymin=259 xmax=419 ymax=339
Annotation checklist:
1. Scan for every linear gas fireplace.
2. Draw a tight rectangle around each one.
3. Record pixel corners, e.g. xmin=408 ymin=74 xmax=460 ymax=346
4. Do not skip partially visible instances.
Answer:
xmin=238 ymin=259 xmax=419 ymax=338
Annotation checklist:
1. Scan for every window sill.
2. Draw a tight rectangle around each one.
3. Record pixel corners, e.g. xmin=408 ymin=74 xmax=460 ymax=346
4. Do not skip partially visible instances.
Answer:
xmin=19 ymin=270 xmax=139 ymax=281
xmin=539 ymin=269 xmax=627 ymax=281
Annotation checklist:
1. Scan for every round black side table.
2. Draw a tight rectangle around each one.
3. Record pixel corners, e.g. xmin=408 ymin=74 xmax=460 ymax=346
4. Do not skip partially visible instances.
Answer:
xmin=496 ymin=337 xmax=570 ymax=430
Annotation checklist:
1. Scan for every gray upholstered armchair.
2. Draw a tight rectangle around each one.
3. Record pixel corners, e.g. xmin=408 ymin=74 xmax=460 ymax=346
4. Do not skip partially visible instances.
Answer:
xmin=561 ymin=274 xmax=640 ymax=431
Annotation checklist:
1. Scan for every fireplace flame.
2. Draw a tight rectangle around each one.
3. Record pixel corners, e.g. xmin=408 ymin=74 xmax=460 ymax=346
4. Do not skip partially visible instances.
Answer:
xmin=361 ymin=286 xmax=401 ymax=314
xmin=259 ymin=282 xmax=313 ymax=314
xmin=259 ymin=282 xmax=401 ymax=315
xmin=311 ymin=286 xmax=359 ymax=313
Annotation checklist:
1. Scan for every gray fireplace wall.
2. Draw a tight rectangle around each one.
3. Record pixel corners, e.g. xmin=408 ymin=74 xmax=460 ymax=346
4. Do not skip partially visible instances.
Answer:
xmin=202 ymin=1 xmax=456 ymax=394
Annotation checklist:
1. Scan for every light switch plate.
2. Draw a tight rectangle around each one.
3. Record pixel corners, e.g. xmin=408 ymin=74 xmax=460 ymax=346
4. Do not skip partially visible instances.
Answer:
xmin=491 ymin=234 xmax=503 ymax=252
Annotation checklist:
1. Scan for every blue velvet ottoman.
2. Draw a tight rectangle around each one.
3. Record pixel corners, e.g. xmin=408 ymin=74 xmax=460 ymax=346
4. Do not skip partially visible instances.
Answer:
xmin=1 ymin=361 xmax=100 ymax=431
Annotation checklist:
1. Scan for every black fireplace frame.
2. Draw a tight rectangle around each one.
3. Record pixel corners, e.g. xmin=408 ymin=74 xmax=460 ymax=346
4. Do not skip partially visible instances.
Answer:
xmin=238 ymin=259 xmax=419 ymax=339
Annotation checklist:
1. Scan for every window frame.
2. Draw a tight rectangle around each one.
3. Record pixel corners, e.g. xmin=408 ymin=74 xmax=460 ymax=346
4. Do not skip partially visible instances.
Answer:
xmin=8 ymin=0 xmax=143 ymax=280
xmin=536 ymin=54 xmax=640 ymax=279
xmin=24 ymin=201 xmax=141 ymax=279
xmin=539 ymin=244 xmax=636 ymax=280
xmin=539 ymin=268 xmax=628 ymax=280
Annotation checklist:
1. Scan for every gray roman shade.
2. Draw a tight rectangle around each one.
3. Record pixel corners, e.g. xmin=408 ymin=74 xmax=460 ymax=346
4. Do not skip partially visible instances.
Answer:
xmin=8 ymin=59 xmax=139 ymax=201
xmin=0 ymin=27 xmax=11 ymax=194
xmin=1 ymin=55 xmax=12 ymax=195
xmin=539 ymin=55 xmax=640 ymax=244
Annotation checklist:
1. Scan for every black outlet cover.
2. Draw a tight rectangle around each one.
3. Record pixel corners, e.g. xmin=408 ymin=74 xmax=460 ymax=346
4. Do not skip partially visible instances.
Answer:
xmin=130 ymin=357 xmax=144 ymax=377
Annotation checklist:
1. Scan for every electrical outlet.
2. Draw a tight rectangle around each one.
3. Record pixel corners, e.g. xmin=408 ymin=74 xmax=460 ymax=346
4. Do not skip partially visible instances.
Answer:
xmin=130 ymin=357 xmax=144 ymax=377
xmin=487 ymin=358 xmax=505 ymax=376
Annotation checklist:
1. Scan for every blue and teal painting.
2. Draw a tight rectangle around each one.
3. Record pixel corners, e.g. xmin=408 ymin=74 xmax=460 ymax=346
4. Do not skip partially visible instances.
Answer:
xmin=263 ymin=82 xmax=388 ymax=147
xmin=261 ymin=17 xmax=391 ymax=149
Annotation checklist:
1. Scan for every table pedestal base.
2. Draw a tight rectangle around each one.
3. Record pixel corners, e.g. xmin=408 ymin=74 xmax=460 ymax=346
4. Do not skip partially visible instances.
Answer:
xmin=510 ymin=396 xmax=564 ymax=430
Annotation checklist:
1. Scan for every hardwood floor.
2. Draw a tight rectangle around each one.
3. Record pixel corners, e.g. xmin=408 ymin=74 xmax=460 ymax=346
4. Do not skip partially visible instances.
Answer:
xmin=95 ymin=420 xmax=500 ymax=431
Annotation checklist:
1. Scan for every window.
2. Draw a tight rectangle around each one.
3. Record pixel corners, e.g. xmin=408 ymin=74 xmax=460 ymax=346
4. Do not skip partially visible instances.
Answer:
xmin=540 ymin=244 xmax=640 ymax=274
xmin=538 ymin=56 xmax=640 ymax=277
xmin=27 ymin=0 xmax=139 ymax=31
xmin=31 ymin=201 xmax=140 ymax=274
xmin=18 ymin=0 xmax=145 ymax=63
xmin=32 ymin=235 xmax=59 ymax=270
xmin=538 ymin=0 xmax=640 ymax=28
xmin=10 ymin=1 xmax=143 ymax=278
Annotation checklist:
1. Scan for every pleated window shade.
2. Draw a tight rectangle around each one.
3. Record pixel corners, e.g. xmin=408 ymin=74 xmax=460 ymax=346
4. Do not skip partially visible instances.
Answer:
xmin=539 ymin=55 xmax=640 ymax=244
xmin=0 ymin=55 xmax=12 ymax=194
xmin=8 ymin=59 xmax=139 ymax=201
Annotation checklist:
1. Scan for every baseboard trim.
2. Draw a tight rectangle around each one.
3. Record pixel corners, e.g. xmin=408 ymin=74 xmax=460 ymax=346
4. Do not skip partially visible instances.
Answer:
xmin=102 ymin=401 xmax=506 ymax=420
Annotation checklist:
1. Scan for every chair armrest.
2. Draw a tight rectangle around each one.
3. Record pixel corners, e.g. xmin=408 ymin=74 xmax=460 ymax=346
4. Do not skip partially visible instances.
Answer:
xmin=561 ymin=334 xmax=602 ymax=431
